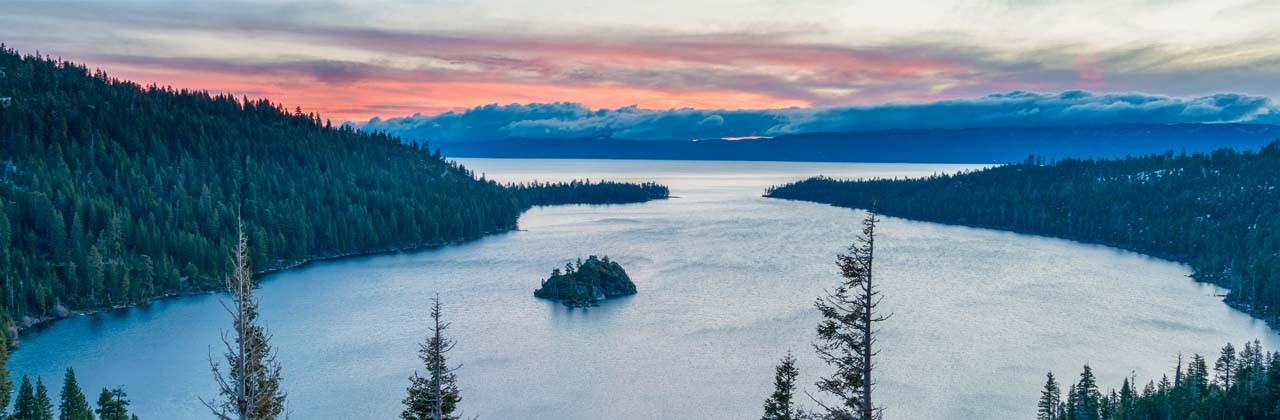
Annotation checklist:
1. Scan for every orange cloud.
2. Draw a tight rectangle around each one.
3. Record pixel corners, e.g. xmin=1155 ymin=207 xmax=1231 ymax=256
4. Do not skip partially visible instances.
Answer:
xmin=105 ymin=62 xmax=812 ymax=122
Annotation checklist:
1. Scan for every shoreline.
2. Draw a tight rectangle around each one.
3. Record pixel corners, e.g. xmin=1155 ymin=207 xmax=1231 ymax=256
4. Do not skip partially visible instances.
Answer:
xmin=13 ymin=225 xmax=517 ymax=341
xmin=11 ymin=194 xmax=672 ymax=342
xmin=766 ymin=195 xmax=1277 ymax=330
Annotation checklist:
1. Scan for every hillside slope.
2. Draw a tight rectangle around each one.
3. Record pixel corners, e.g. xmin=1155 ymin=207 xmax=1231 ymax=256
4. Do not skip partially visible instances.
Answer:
xmin=0 ymin=46 xmax=522 ymax=332
xmin=767 ymin=143 xmax=1280 ymax=323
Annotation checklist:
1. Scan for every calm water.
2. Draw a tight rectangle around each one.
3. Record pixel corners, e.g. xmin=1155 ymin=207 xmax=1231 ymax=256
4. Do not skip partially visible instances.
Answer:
xmin=11 ymin=159 xmax=1278 ymax=420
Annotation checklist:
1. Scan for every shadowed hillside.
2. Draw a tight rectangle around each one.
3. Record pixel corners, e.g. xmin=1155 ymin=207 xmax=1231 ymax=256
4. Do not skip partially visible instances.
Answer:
xmin=768 ymin=142 xmax=1280 ymax=324
xmin=0 ymin=46 xmax=524 ymax=335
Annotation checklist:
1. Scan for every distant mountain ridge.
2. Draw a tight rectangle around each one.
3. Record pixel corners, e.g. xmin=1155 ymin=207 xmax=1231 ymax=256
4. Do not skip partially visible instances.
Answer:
xmin=432 ymin=123 xmax=1280 ymax=163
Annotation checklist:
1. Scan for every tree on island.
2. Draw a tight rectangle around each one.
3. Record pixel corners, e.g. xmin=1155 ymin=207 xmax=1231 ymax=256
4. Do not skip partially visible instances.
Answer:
xmin=813 ymin=212 xmax=889 ymax=420
xmin=402 ymin=295 xmax=463 ymax=420
xmin=203 ymin=223 xmax=287 ymax=420
xmin=534 ymin=256 xmax=636 ymax=307
xmin=762 ymin=351 xmax=801 ymax=420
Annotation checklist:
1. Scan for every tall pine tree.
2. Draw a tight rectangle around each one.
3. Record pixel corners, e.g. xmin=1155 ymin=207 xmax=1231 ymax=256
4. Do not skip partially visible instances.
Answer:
xmin=1037 ymin=372 xmax=1061 ymax=420
xmin=14 ymin=376 xmax=35 ymax=420
xmin=1215 ymin=343 xmax=1237 ymax=390
xmin=762 ymin=352 xmax=800 ymax=420
xmin=1073 ymin=365 xmax=1100 ymax=420
xmin=202 ymin=222 xmax=287 ymax=420
xmin=813 ymin=212 xmax=889 ymax=420
xmin=33 ymin=377 xmax=54 ymax=420
xmin=58 ymin=368 xmax=94 ymax=420
xmin=402 ymin=295 xmax=462 ymax=420
xmin=1187 ymin=354 xmax=1209 ymax=400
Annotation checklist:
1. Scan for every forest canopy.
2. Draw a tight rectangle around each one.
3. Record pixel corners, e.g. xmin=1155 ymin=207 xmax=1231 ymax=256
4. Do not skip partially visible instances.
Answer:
xmin=0 ymin=45 xmax=522 ymax=331
xmin=767 ymin=142 xmax=1280 ymax=324
xmin=509 ymin=180 xmax=668 ymax=207
xmin=0 ymin=45 xmax=665 ymax=338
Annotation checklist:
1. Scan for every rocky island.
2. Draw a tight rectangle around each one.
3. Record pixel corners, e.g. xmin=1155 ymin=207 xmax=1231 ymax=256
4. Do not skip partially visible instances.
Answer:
xmin=534 ymin=256 xmax=637 ymax=307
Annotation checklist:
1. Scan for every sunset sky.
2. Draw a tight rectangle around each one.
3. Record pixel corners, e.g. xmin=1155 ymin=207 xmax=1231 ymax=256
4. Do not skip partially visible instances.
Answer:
xmin=4 ymin=0 xmax=1280 ymax=124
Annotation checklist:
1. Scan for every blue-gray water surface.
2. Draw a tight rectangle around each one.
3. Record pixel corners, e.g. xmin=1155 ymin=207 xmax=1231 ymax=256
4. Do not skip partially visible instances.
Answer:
xmin=10 ymin=159 xmax=1279 ymax=419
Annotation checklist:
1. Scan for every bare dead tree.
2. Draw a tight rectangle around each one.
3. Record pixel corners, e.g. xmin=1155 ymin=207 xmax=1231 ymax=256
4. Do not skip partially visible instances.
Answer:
xmin=202 ymin=221 xmax=287 ymax=420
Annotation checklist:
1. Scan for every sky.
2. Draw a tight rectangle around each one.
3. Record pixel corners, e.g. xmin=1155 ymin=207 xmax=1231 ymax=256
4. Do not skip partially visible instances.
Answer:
xmin=4 ymin=0 xmax=1280 ymax=134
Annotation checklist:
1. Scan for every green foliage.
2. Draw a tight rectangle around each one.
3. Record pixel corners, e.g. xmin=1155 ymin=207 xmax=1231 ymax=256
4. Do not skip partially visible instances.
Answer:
xmin=1048 ymin=340 xmax=1280 ymax=420
xmin=0 ymin=334 xmax=11 ymax=415
xmin=509 ymin=179 xmax=669 ymax=207
xmin=94 ymin=388 xmax=132 ymax=420
xmin=14 ymin=376 xmax=35 ymax=420
xmin=767 ymin=142 xmax=1280 ymax=323
xmin=0 ymin=45 xmax=523 ymax=333
xmin=402 ymin=296 xmax=461 ymax=420
xmin=762 ymin=352 xmax=800 ymax=420
xmin=33 ymin=377 xmax=54 ymax=420
xmin=57 ymin=369 xmax=94 ymax=420
xmin=12 ymin=375 xmax=55 ymax=420
xmin=533 ymin=255 xmax=636 ymax=307
xmin=1037 ymin=372 xmax=1060 ymax=420
xmin=203 ymin=228 xmax=286 ymax=420
xmin=813 ymin=213 xmax=886 ymax=420
xmin=1073 ymin=365 xmax=1101 ymax=420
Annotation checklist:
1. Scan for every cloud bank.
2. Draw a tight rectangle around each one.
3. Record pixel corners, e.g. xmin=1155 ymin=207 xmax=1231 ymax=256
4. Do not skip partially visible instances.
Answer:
xmin=5 ymin=1 xmax=1280 ymax=121
xmin=359 ymin=91 xmax=1280 ymax=142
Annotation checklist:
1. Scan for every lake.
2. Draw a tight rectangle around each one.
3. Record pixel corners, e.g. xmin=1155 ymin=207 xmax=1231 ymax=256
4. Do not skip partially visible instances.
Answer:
xmin=10 ymin=159 xmax=1278 ymax=419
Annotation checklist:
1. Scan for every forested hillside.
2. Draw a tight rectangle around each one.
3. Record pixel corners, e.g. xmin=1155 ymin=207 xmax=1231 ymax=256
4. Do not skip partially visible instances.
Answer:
xmin=0 ymin=46 xmax=523 ymax=333
xmin=767 ymin=143 xmax=1280 ymax=323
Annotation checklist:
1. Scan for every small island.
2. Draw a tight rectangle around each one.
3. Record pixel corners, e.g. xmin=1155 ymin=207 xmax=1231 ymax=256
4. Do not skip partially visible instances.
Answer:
xmin=534 ymin=256 xmax=637 ymax=307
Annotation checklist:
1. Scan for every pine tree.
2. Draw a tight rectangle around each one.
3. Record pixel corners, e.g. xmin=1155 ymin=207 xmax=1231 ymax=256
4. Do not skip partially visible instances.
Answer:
xmin=202 ymin=222 xmax=287 ymax=420
xmin=402 ymin=295 xmax=462 ymax=420
xmin=0 ymin=335 xmax=13 ymax=416
xmin=1117 ymin=377 xmax=1134 ymax=419
xmin=813 ymin=212 xmax=889 ymax=420
xmin=1075 ymin=365 xmax=1100 ymax=420
xmin=58 ymin=368 xmax=94 ymax=420
xmin=1038 ymin=372 xmax=1061 ymax=420
xmin=1236 ymin=339 xmax=1265 ymax=395
xmin=762 ymin=352 xmax=800 ymax=420
xmin=1215 ymin=343 xmax=1237 ymax=390
xmin=94 ymin=388 xmax=130 ymax=420
xmin=33 ymin=378 xmax=54 ymax=420
xmin=14 ymin=376 xmax=35 ymax=420
xmin=1187 ymin=354 xmax=1209 ymax=400
xmin=1063 ymin=385 xmax=1078 ymax=420
xmin=1266 ymin=354 xmax=1280 ymax=416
